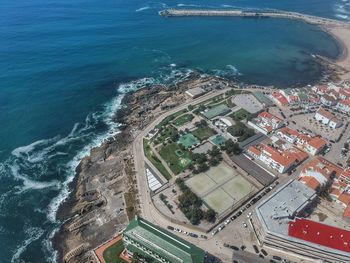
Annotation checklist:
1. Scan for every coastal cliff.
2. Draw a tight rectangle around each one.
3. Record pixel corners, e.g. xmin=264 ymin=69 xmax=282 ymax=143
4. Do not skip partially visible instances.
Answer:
xmin=53 ymin=73 xmax=203 ymax=263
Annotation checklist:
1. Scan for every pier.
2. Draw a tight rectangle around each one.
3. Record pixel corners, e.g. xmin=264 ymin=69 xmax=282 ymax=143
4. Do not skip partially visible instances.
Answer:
xmin=159 ymin=8 xmax=349 ymax=28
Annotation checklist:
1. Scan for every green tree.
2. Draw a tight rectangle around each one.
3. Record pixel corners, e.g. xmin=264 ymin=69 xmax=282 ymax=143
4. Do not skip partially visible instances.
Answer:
xmin=204 ymin=209 xmax=216 ymax=223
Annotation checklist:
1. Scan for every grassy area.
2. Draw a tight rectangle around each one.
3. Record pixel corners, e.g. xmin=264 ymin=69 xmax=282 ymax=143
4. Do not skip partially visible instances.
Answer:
xmin=156 ymin=109 xmax=188 ymax=129
xmin=103 ymin=239 xmax=127 ymax=263
xmin=173 ymin=113 xmax=194 ymax=126
xmin=143 ymin=139 xmax=172 ymax=180
xmin=159 ymin=143 xmax=192 ymax=174
xmin=153 ymin=125 xmax=177 ymax=144
xmin=227 ymin=122 xmax=255 ymax=142
xmin=230 ymin=108 xmax=251 ymax=121
xmin=192 ymin=126 xmax=216 ymax=141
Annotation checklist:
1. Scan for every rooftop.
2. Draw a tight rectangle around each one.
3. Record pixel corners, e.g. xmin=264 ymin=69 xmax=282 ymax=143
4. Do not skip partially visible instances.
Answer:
xmin=288 ymin=218 xmax=350 ymax=253
xmin=123 ymin=216 xmax=205 ymax=263
xmin=256 ymin=180 xmax=316 ymax=235
xmin=316 ymin=107 xmax=336 ymax=120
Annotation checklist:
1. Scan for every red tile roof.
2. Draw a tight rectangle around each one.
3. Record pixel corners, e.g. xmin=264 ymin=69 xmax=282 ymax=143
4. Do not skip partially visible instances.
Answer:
xmin=301 ymin=157 xmax=342 ymax=180
xmin=298 ymin=176 xmax=320 ymax=190
xmin=316 ymin=107 xmax=336 ymax=120
xmin=307 ymin=137 xmax=327 ymax=150
xmin=272 ymin=92 xmax=289 ymax=105
xmin=288 ymin=218 xmax=350 ymax=253
xmin=340 ymin=169 xmax=350 ymax=180
xmin=338 ymin=193 xmax=350 ymax=206
xmin=339 ymin=99 xmax=350 ymax=108
xmin=259 ymin=111 xmax=283 ymax=122
xmin=248 ymin=146 xmax=261 ymax=156
xmin=343 ymin=206 xmax=350 ymax=218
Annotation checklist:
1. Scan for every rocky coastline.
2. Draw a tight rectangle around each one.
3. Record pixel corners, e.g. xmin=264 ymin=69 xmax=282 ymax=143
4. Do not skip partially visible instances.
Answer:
xmin=52 ymin=72 xmax=208 ymax=263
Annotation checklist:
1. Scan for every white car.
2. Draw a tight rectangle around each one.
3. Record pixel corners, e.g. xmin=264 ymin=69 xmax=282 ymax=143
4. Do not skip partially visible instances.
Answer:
xmin=224 ymin=219 xmax=230 ymax=225
xmin=247 ymin=212 xmax=252 ymax=218
xmin=242 ymin=222 xmax=248 ymax=228
xmin=211 ymin=230 xmax=218 ymax=236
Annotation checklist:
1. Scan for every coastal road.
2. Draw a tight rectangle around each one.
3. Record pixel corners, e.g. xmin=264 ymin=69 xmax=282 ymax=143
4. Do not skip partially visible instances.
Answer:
xmin=132 ymin=89 xmax=235 ymax=261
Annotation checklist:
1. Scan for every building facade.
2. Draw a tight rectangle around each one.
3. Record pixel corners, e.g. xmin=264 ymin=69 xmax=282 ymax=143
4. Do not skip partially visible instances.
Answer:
xmin=123 ymin=216 xmax=205 ymax=263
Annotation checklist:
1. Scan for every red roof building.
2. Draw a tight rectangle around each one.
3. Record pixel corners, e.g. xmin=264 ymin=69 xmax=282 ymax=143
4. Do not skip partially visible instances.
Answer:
xmin=288 ymin=218 xmax=350 ymax=253
xmin=271 ymin=92 xmax=289 ymax=106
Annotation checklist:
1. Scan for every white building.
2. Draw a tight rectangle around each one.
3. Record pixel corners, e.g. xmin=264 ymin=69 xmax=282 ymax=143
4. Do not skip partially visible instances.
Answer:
xmin=314 ymin=107 xmax=342 ymax=129
xmin=337 ymin=99 xmax=350 ymax=114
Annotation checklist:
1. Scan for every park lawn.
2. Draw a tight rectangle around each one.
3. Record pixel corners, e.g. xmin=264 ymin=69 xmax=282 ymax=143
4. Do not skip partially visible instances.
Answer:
xmin=156 ymin=109 xmax=188 ymax=129
xmin=143 ymin=139 xmax=172 ymax=180
xmin=192 ymin=126 xmax=216 ymax=141
xmin=103 ymin=239 xmax=127 ymax=263
xmin=154 ymin=125 xmax=177 ymax=144
xmin=159 ymin=143 xmax=192 ymax=174
xmin=173 ymin=113 xmax=194 ymax=126
xmin=230 ymin=108 xmax=251 ymax=121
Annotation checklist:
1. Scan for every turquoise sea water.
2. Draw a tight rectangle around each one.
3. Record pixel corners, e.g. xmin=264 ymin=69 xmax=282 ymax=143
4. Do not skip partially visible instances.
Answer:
xmin=0 ymin=0 xmax=349 ymax=262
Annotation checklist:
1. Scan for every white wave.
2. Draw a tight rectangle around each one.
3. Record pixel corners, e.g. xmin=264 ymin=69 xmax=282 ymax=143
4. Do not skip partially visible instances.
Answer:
xmin=43 ymin=227 xmax=59 ymax=263
xmin=177 ymin=3 xmax=201 ymax=7
xmin=334 ymin=3 xmax=350 ymax=14
xmin=10 ymin=164 xmax=59 ymax=192
xmin=11 ymin=226 xmax=44 ymax=263
xmin=335 ymin=13 xmax=349 ymax=19
xmin=221 ymin=4 xmax=235 ymax=8
xmin=135 ymin=6 xmax=150 ymax=12
xmin=11 ymin=137 xmax=59 ymax=159
xmin=170 ymin=63 xmax=176 ymax=67
xmin=118 ymin=77 xmax=156 ymax=93
xmin=47 ymin=94 xmax=124 ymax=223
xmin=212 ymin=64 xmax=242 ymax=77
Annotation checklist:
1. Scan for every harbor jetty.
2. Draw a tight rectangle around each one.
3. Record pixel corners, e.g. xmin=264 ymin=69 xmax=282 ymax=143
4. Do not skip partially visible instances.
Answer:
xmin=159 ymin=9 xmax=348 ymax=27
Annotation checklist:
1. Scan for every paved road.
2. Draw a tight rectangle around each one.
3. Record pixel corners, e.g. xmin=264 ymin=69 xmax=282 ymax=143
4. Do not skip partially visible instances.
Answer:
xmin=230 ymin=154 xmax=275 ymax=186
xmin=232 ymin=251 xmax=269 ymax=263
xmin=132 ymin=89 xmax=234 ymax=262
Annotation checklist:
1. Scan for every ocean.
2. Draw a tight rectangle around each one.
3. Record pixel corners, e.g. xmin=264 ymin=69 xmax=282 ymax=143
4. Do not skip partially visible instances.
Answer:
xmin=0 ymin=0 xmax=349 ymax=262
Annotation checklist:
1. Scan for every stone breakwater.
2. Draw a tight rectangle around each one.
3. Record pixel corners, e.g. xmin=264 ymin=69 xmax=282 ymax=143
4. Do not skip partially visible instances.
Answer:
xmin=160 ymin=8 xmax=348 ymax=27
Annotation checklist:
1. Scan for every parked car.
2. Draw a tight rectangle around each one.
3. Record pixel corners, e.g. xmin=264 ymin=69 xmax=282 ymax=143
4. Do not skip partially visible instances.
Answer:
xmin=261 ymin=249 xmax=268 ymax=256
xmin=167 ymin=226 xmax=174 ymax=231
xmin=253 ymin=245 xmax=259 ymax=254
xmin=242 ymin=222 xmax=247 ymax=228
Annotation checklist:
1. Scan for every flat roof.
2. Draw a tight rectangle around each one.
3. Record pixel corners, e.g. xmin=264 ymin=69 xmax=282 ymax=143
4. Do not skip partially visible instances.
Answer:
xmin=289 ymin=218 xmax=350 ymax=253
xmin=186 ymin=87 xmax=206 ymax=97
xmin=124 ymin=216 xmax=205 ymax=263
xmin=256 ymin=180 xmax=316 ymax=235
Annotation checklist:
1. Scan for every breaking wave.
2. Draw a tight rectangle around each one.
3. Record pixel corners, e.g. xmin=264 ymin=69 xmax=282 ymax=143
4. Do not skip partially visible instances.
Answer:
xmin=1 ymin=65 xmax=198 ymax=263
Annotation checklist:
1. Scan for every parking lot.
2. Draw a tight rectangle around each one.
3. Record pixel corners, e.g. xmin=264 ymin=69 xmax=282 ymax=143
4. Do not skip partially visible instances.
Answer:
xmin=232 ymin=94 xmax=264 ymax=114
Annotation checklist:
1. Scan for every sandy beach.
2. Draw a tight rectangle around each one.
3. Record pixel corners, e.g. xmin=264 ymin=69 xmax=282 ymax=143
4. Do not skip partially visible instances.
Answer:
xmin=327 ymin=25 xmax=350 ymax=81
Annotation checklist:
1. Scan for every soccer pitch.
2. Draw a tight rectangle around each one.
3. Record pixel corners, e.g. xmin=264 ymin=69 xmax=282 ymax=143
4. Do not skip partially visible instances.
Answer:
xmin=185 ymin=162 xmax=258 ymax=216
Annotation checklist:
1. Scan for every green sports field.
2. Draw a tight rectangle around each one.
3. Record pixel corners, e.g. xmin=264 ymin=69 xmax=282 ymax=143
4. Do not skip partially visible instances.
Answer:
xmin=185 ymin=162 xmax=258 ymax=216
xmin=159 ymin=143 xmax=192 ymax=174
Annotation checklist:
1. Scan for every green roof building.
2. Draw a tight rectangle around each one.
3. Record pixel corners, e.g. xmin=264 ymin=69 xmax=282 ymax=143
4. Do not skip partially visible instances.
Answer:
xmin=123 ymin=216 xmax=205 ymax=263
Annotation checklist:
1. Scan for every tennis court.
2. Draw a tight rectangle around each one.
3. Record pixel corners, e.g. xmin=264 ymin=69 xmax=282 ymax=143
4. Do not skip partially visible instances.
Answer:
xmin=185 ymin=162 xmax=258 ymax=216
xmin=186 ymin=173 xmax=216 ymax=197
xmin=203 ymin=188 xmax=234 ymax=215
xmin=222 ymin=176 xmax=255 ymax=201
